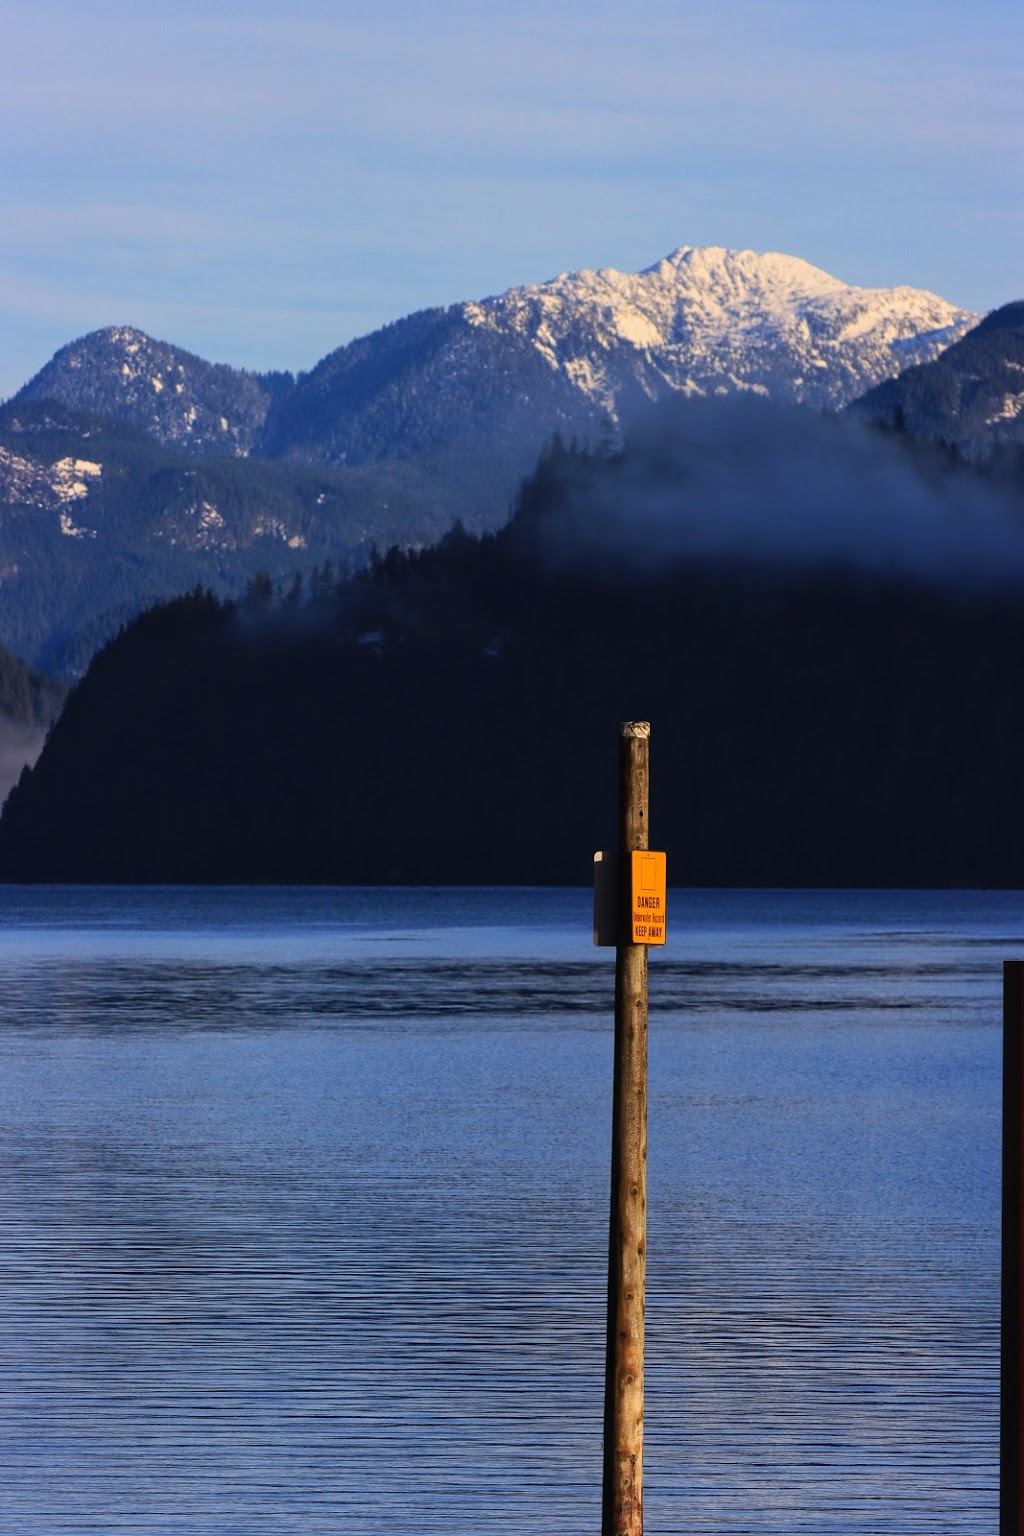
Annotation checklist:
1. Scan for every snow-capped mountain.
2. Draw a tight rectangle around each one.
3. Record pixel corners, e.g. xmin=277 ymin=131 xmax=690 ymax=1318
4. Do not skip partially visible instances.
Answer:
xmin=17 ymin=248 xmax=977 ymax=474
xmin=466 ymin=245 xmax=973 ymax=411
xmin=259 ymin=246 xmax=977 ymax=468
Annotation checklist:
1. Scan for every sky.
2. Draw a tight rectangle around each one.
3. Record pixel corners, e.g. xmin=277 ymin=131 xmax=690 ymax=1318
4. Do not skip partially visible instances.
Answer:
xmin=1 ymin=0 xmax=1021 ymax=398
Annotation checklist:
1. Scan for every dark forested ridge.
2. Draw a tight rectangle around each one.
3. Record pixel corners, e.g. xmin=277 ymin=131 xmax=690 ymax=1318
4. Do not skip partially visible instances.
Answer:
xmin=0 ymin=643 xmax=65 ymax=809
xmin=4 ymin=421 xmax=1024 ymax=887
xmin=0 ymin=641 xmax=63 ymax=730
xmin=850 ymin=302 xmax=1024 ymax=462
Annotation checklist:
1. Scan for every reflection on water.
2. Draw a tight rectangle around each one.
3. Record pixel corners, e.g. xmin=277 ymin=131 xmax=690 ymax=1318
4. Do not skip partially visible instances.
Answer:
xmin=0 ymin=886 xmax=1013 ymax=1534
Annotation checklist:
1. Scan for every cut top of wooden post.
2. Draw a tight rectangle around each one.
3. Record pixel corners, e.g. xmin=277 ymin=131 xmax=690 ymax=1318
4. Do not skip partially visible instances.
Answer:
xmin=619 ymin=722 xmax=650 ymax=855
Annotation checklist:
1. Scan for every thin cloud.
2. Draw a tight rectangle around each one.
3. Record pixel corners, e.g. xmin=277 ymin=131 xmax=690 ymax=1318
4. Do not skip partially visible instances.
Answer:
xmin=0 ymin=0 xmax=1018 ymax=393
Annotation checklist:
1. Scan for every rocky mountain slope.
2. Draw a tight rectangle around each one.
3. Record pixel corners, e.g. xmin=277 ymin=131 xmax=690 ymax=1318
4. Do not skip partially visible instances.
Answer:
xmin=849 ymin=302 xmax=1024 ymax=461
xmin=16 ymin=327 xmax=291 ymax=457
xmin=0 ymin=401 xmax=457 ymax=675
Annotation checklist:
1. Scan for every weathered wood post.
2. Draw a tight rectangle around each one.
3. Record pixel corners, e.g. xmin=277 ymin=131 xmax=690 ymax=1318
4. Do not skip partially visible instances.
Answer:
xmin=1003 ymin=962 xmax=1024 ymax=1536
xmin=603 ymin=721 xmax=650 ymax=1536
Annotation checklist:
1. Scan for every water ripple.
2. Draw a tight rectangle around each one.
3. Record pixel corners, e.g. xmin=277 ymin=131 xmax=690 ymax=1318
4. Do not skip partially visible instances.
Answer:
xmin=0 ymin=888 xmax=1005 ymax=1534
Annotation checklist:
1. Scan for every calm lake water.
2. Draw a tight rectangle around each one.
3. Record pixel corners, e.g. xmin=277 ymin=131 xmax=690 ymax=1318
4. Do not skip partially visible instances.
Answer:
xmin=0 ymin=884 xmax=1016 ymax=1535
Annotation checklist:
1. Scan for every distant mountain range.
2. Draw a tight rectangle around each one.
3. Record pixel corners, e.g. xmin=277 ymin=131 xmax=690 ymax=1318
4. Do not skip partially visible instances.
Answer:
xmin=18 ymin=247 xmax=976 ymax=463
xmin=2 ymin=245 xmax=1019 ymax=677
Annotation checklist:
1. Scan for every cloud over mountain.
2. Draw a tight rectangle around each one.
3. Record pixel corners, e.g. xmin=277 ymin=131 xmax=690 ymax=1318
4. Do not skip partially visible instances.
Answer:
xmin=525 ymin=393 xmax=1024 ymax=589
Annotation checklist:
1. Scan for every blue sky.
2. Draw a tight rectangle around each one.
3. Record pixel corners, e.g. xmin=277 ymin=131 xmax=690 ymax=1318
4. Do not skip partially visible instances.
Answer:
xmin=2 ymin=0 xmax=1021 ymax=396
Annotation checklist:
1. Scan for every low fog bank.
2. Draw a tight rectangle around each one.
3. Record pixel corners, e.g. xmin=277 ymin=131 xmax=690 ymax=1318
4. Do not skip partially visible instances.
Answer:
xmin=0 ymin=722 xmax=46 ymax=809
xmin=534 ymin=396 xmax=1024 ymax=587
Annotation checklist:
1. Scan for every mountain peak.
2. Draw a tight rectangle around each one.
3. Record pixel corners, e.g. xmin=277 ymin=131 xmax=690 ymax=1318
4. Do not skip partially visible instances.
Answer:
xmin=13 ymin=243 xmax=980 ymax=479
xmin=646 ymin=244 xmax=845 ymax=293
xmin=97 ymin=324 xmax=154 ymax=347
xmin=457 ymin=243 xmax=977 ymax=419
xmin=17 ymin=327 xmax=277 ymax=456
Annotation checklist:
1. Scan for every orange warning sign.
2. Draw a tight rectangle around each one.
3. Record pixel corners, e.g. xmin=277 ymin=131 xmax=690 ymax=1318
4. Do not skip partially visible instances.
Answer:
xmin=631 ymin=850 xmax=667 ymax=945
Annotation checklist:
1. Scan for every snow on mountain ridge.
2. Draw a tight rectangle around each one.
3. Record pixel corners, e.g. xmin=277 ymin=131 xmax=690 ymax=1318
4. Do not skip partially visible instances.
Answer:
xmin=464 ymin=245 xmax=977 ymax=413
xmin=0 ymin=445 xmax=103 ymax=519
xmin=16 ymin=246 xmax=980 ymax=475
xmin=17 ymin=327 xmax=276 ymax=456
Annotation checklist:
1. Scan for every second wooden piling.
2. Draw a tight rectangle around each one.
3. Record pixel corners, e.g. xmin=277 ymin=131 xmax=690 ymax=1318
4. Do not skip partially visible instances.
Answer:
xmin=1004 ymin=961 xmax=1024 ymax=1536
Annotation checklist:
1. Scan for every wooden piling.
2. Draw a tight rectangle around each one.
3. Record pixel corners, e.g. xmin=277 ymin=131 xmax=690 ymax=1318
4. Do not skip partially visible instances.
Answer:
xmin=1004 ymin=962 xmax=1024 ymax=1536
xmin=603 ymin=721 xmax=649 ymax=1536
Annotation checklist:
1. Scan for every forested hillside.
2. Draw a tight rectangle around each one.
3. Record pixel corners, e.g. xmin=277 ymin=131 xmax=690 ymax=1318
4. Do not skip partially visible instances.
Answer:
xmin=4 ymin=415 xmax=1024 ymax=887
xmin=851 ymin=303 xmax=1024 ymax=462
xmin=0 ymin=399 xmax=465 ymax=676
xmin=0 ymin=642 xmax=65 ymax=808
xmin=0 ymin=642 xmax=61 ymax=729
